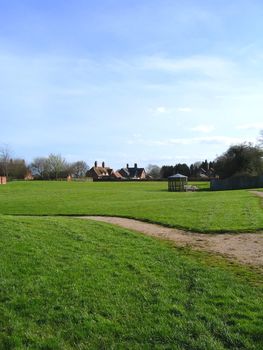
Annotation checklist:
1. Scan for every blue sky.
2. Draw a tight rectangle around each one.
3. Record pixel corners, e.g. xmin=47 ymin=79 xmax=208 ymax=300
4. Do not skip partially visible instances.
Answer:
xmin=1 ymin=0 xmax=263 ymax=168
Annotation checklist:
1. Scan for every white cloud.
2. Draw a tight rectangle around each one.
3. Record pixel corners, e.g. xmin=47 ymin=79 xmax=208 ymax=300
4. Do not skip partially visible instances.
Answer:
xmin=151 ymin=106 xmax=192 ymax=115
xmin=153 ymin=106 xmax=171 ymax=114
xmin=191 ymin=125 xmax=215 ymax=133
xmin=156 ymin=106 xmax=169 ymax=113
xmin=178 ymin=107 xmax=192 ymax=113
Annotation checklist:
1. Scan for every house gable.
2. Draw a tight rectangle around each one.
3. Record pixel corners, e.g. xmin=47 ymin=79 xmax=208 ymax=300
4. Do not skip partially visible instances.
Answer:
xmin=118 ymin=163 xmax=146 ymax=180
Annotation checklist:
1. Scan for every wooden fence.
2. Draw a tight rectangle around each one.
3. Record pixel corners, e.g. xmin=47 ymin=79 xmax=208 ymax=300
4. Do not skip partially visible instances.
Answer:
xmin=210 ymin=175 xmax=263 ymax=191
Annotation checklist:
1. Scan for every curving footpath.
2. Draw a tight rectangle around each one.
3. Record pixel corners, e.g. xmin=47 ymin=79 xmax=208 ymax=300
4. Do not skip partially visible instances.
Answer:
xmin=80 ymin=216 xmax=263 ymax=271
xmin=78 ymin=191 xmax=263 ymax=271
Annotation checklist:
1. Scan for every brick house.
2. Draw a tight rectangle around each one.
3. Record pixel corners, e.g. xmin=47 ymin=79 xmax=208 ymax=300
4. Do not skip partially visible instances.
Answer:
xmin=86 ymin=161 xmax=123 ymax=180
xmin=118 ymin=163 xmax=146 ymax=180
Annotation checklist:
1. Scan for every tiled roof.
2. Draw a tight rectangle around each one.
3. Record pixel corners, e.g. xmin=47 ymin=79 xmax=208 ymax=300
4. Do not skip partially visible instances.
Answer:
xmin=93 ymin=167 xmax=112 ymax=177
xmin=118 ymin=167 xmax=145 ymax=179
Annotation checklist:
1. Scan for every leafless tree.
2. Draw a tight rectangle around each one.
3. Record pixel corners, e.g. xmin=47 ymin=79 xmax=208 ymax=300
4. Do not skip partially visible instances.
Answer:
xmin=70 ymin=161 xmax=89 ymax=178
xmin=46 ymin=154 xmax=68 ymax=179
xmin=30 ymin=157 xmax=49 ymax=178
xmin=146 ymin=164 xmax=161 ymax=179
xmin=0 ymin=144 xmax=11 ymax=177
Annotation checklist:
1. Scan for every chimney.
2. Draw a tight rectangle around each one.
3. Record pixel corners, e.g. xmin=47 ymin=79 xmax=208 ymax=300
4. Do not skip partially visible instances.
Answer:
xmin=102 ymin=161 xmax=105 ymax=168
xmin=134 ymin=163 xmax=137 ymax=169
xmin=94 ymin=161 xmax=97 ymax=167
xmin=126 ymin=163 xmax=129 ymax=169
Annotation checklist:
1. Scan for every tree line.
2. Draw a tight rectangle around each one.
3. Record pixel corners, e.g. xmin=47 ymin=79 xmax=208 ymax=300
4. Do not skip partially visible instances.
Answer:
xmin=147 ymin=141 xmax=263 ymax=180
xmin=148 ymin=160 xmax=216 ymax=180
xmin=0 ymin=148 xmax=89 ymax=180
xmin=1 ymin=131 xmax=263 ymax=180
xmin=30 ymin=155 xmax=88 ymax=180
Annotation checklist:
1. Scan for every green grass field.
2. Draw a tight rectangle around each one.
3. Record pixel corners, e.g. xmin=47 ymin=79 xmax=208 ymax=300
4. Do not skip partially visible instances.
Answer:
xmin=0 ymin=181 xmax=263 ymax=232
xmin=0 ymin=216 xmax=262 ymax=349
xmin=0 ymin=181 xmax=263 ymax=349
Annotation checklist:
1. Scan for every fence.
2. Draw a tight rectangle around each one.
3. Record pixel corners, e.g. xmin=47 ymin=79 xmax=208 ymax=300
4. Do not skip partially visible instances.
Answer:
xmin=210 ymin=175 xmax=263 ymax=191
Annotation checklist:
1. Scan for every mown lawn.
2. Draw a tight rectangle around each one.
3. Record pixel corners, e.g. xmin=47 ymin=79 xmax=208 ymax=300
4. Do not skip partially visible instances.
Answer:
xmin=0 ymin=181 xmax=263 ymax=232
xmin=0 ymin=216 xmax=262 ymax=349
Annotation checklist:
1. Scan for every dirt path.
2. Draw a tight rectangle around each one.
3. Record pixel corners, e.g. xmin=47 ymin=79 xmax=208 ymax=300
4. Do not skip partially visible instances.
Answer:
xmin=80 ymin=216 xmax=263 ymax=270
xmin=250 ymin=190 xmax=263 ymax=198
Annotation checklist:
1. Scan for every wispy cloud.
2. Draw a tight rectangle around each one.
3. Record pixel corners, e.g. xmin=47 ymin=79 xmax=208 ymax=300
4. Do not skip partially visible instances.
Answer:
xmin=137 ymin=55 xmax=235 ymax=79
xmin=168 ymin=136 xmax=244 ymax=146
xmin=191 ymin=125 xmax=215 ymax=133
xmin=178 ymin=107 xmax=192 ymax=113
xmin=154 ymin=106 xmax=171 ymax=114
xmin=129 ymin=135 xmax=251 ymax=147
xmin=150 ymin=106 xmax=192 ymax=115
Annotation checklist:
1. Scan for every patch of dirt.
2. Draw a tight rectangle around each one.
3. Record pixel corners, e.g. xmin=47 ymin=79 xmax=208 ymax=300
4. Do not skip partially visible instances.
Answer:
xmin=80 ymin=216 xmax=263 ymax=271
xmin=250 ymin=190 xmax=263 ymax=198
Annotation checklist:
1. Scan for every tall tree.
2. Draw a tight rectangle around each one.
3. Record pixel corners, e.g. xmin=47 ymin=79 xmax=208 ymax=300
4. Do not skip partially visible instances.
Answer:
xmin=8 ymin=159 xmax=28 ymax=179
xmin=160 ymin=166 xmax=174 ymax=178
xmin=174 ymin=163 xmax=190 ymax=176
xmin=214 ymin=143 xmax=263 ymax=179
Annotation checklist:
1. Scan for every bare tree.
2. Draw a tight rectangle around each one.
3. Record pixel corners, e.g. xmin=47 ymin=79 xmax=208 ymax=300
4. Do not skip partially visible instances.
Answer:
xmin=46 ymin=154 xmax=67 ymax=179
xmin=70 ymin=161 xmax=89 ymax=178
xmin=0 ymin=145 xmax=11 ymax=177
xmin=146 ymin=164 xmax=161 ymax=179
xmin=30 ymin=157 xmax=49 ymax=179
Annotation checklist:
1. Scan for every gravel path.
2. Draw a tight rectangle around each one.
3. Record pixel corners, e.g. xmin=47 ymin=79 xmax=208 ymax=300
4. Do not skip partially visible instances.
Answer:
xmin=80 ymin=216 xmax=263 ymax=271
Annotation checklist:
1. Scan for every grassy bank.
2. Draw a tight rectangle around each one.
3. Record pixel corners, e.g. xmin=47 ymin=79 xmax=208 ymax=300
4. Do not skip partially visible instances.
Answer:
xmin=0 ymin=181 xmax=263 ymax=232
xmin=0 ymin=216 xmax=262 ymax=349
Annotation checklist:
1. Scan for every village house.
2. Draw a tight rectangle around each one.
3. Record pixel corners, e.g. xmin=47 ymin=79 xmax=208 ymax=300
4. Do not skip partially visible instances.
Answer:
xmin=118 ymin=163 xmax=146 ymax=180
xmin=86 ymin=161 xmax=123 ymax=180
